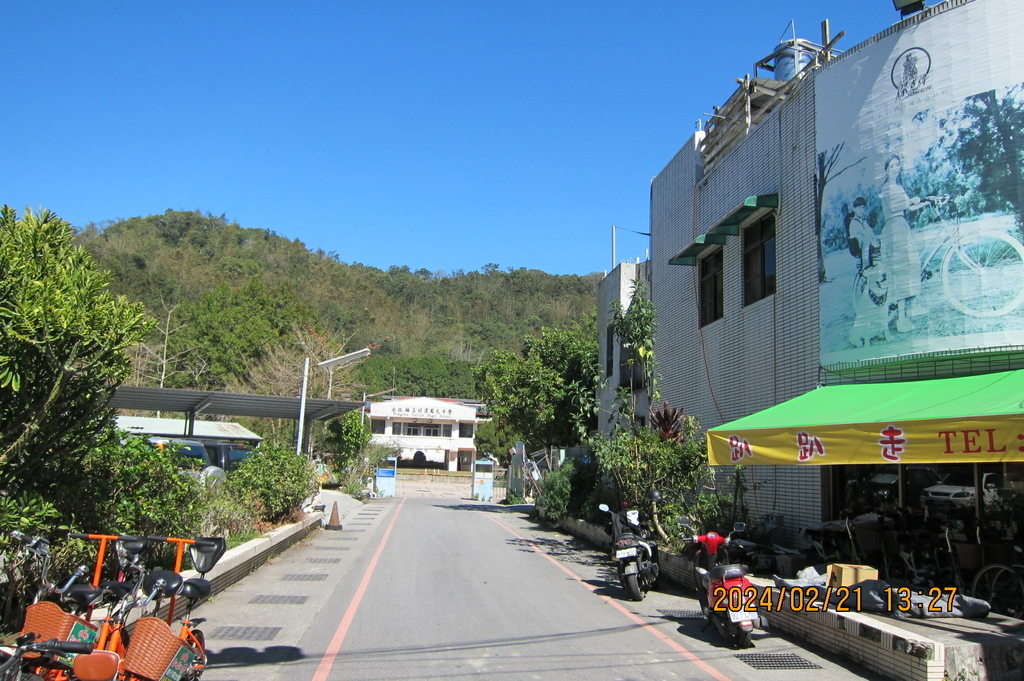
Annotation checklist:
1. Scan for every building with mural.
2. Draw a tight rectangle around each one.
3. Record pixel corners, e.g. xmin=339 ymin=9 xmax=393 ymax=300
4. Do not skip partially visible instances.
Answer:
xmin=366 ymin=396 xmax=486 ymax=471
xmin=649 ymin=0 xmax=1024 ymax=542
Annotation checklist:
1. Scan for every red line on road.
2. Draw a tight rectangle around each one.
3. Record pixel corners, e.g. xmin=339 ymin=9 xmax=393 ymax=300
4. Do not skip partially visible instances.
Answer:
xmin=484 ymin=513 xmax=735 ymax=681
xmin=312 ymin=497 xmax=407 ymax=681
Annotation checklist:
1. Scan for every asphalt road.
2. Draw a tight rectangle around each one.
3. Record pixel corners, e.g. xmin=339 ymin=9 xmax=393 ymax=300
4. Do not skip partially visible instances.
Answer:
xmin=197 ymin=494 xmax=885 ymax=681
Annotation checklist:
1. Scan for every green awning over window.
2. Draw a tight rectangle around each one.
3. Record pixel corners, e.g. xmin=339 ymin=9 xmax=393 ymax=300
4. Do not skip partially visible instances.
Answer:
xmin=707 ymin=369 xmax=1024 ymax=466
xmin=668 ymin=233 xmax=728 ymax=266
xmin=668 ymin=194 xmax=778 ymax=266
xmin=708 ymin=193 xmax=779 ymax=236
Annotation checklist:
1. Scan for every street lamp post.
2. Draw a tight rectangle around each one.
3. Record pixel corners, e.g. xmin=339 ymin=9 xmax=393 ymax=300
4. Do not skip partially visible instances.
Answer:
xmin=296 ymin=347 xmax=372 ymax=456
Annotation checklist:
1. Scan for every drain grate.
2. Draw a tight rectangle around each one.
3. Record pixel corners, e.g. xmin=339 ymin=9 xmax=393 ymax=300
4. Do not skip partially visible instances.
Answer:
xmin=657 ymin=608 xmax=705 ymax=619
xmin=314 ymin=546 xmax=350 ymax=551
xmin=249 ymin=594 xmax=308 ymax=605
xmin=348 ymin=522 xmax=371 ymax=526
xmin=341 ymin=529 xmax=365 ymax=533
xmin=282 ymin=573 xmax=329 ymax=582
xmin=307 ymin=557 xmax=341 ymax=564
xmin=211 ymin=626 xmax=281 ymax=641
xmin=735 ymin=653 xmax=822 ymax=670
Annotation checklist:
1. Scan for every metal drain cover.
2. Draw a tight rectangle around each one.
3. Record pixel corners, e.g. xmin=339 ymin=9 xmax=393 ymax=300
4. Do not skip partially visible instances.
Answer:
xmin=249 ymin=595 xmax=308 ymax=605
xmin=211 ymin=626 xmax=282 ymax=641
xmin=658 ymin=609 xmax=705 ymax=619
xmin=735 ymin=653 xmax=822 ymax=670
xmin=307 ymin=557 xmax=341 ymax=564
xmin=282 ymin=573 xmax=329 ymax=581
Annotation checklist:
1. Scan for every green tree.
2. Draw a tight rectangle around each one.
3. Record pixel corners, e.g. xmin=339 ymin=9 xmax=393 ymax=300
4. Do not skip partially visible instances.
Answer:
xmin=475 ymin=324 xmax=599 ymax=466
xmin=472 ymin=419 xmax=518 ymax=466
xmin=171 ymin=279 xmax=313 ymax=389
xmin=609 ymin=278 xmax=657 ymax=422
xmin=0 ymin=206 xmax=151 ymax=495
xmin=324 ymin=411 xmax=371 ymax=471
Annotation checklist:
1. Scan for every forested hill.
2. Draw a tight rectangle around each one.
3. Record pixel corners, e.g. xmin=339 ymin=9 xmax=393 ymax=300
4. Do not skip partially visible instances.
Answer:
xmin=76 ymin=210 xmax=600 ymax=399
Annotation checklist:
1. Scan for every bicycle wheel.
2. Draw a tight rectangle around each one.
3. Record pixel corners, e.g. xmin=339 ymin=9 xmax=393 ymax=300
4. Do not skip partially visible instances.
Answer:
xmin=185 ymin=629 xmax=206 ymax=681
xmin=942 ymin=232 xmax=1024 ymax=317
xmin=971 ymin=563 xmax=1024 ymax=618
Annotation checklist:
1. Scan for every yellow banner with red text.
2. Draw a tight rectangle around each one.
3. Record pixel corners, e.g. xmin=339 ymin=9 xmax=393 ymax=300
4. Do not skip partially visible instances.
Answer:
xmin=707 ymin=416 xmax=1024 ymax=466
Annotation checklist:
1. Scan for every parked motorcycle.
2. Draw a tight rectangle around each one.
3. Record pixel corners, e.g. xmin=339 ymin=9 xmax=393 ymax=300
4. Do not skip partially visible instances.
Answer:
xmin=600 ymin=490 xmax=661 ymax=601
xmin=678 ymin=516 xmax=760 ymax=648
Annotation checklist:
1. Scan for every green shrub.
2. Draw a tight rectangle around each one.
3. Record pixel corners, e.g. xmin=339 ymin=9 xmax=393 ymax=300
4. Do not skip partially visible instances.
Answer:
xmin=226 ymin=444 xmax=317 ymax=523
xmin=538 ymin=460 xmax=576 ymax=523
xmin=76 ymin=434 xmax=204 ymax=539
xmin=503 ymin=490 xmax=526 ymax=505
xmin=199 ymin=484 xmax=263 ymax=538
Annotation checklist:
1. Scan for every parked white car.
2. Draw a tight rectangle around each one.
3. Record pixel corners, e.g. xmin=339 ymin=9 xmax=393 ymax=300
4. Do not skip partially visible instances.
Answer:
xmin=919 ymin=471 xmax=1001 ymax=509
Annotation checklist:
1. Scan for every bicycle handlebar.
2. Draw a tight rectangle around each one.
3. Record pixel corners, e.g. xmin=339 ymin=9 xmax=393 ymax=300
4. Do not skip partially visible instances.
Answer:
xmin=0 ymin=636 xmax=95 ymax=675
xmin=53 ymin=565 xmax=89 ymax=594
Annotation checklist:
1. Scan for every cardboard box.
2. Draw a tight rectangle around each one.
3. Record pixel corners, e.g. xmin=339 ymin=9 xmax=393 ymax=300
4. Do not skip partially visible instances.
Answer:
xmin=775 ymin=554 xmax=808 ymax=579
xmin=826 ymin=563 xmax=878 ymax=587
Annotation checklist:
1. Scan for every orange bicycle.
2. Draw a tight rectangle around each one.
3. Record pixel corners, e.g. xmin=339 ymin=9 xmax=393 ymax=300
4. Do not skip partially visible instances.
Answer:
xmin=67 ymin=533 xmax=226 ymax=681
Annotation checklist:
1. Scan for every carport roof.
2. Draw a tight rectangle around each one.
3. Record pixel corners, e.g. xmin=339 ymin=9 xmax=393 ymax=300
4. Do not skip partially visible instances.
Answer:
xmin=109 ymin=386 xmax=363 ymax=422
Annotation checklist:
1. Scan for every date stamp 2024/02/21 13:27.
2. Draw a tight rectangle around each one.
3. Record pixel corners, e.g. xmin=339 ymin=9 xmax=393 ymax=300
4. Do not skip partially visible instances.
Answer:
xmin=711 ymin=585 xmax=962 ymax=613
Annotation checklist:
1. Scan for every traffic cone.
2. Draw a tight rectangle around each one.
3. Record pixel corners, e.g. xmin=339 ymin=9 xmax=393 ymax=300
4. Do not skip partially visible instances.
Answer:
xmin=324 ymin=501 xmax=343 ymax=530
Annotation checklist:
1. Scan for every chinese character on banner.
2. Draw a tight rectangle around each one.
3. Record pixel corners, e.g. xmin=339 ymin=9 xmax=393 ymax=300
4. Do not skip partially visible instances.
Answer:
xmin=728 ymin=435 xmax=753 ymax=462
xmin=879 ymin=425 xmax=906 ymax=462
xmin=796 ymin=431 xmax=826 ymax=461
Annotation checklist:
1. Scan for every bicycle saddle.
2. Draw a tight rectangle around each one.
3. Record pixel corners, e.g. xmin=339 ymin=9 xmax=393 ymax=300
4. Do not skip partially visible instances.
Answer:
xmin=143 ymin=569 xmax=184 ymax=597
xmin=188 ymin=537 xmax=227 ymax=575
xmin=62 ymin=584 xmax=106 ymax=609
xmin=179 ymin=578 xmax=211 ymax=601
xmin=100 ymin=581 xmax=134 ymax=601
xmin=117 ymin=537 xmax=154 ymax=562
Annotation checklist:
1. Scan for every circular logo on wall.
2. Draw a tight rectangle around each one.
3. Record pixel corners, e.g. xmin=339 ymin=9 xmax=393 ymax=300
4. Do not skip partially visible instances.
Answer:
xmin=891 ymin=47 xmax=932 ymax=99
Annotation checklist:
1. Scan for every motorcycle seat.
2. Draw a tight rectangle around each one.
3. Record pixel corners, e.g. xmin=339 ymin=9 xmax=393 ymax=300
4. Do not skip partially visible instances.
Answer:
xmin=708 ymin=564 xmax=747 ymax=582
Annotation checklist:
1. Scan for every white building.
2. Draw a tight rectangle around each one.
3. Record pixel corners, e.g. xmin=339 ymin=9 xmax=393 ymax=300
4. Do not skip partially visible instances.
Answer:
xmin=367 ymin=397 xmax=486 ymax=471
xmin=597 ymin=260 xmax=652 ymax=434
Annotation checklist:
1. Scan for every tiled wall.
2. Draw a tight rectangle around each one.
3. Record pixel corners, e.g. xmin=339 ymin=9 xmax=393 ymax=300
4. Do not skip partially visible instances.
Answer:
xmin=650 ymin=80 xmax=825 ymax=536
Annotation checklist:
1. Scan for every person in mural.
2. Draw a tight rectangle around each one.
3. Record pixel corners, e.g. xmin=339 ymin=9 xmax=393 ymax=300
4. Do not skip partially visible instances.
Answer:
xmin=846 ymin=197 xmax=890 ymax=346
xmin=880 ymin=154 xmax=930 ymax=333
xmin=845 ymin=197 xmax=878 ymax=273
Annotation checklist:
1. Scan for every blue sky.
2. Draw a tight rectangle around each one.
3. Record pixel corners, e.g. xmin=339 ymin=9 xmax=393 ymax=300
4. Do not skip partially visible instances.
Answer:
xmin=2 ymin=1 xmax=902 ymax=276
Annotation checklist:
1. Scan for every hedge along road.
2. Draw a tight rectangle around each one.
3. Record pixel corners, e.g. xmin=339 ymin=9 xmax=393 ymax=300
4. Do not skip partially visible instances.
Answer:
xmin=197 ymin=496 xmax=884 ymax=681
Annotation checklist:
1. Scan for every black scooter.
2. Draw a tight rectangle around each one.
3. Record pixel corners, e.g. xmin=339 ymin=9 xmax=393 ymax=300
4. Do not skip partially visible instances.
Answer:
xmin=600 ymin=490 xmax=662 ymax=601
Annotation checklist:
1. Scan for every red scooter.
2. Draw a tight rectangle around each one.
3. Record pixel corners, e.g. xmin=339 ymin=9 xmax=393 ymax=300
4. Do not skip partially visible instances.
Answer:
xmin=678 ymin=517 xmax=760 ymax=649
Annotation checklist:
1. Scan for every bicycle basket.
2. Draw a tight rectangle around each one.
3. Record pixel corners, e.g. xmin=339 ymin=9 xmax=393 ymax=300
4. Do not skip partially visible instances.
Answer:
xmin=20 ymin=601 xmax=99 ymax=663
xmin=122 ymin=617 xmax=193 ymax=681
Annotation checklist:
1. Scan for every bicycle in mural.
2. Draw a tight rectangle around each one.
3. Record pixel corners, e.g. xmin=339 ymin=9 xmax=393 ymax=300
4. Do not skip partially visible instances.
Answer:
xmin=916 ymin=196 xmax=1024 ymax=318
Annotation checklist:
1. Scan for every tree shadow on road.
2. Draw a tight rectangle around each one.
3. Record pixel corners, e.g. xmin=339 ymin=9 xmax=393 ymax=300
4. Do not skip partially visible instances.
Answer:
xmin=207 ymin=645 xmax=306 ymax=668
